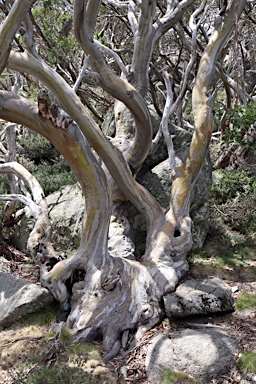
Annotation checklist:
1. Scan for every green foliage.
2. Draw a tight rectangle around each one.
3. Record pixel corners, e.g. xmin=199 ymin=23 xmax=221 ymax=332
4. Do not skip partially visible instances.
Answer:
xmin=6 ymin=335 xmax=111 ymax=384
xmin=209 ymin=170 xmax=256 ymax=236
xmin=19 ymin=304 xmax=59 ymax=327
xmin=17 ymin=131 xmax=76 ymax=195
xmin=60 ymin=326 xmax=73 ymax=344
xmin=68 ymin=343 xmax=100 ymax=360
xmin=224 ymin=102 xmax=256 ymax=147
xmin=0 ymin=175 xmax=11 ymax=194
xmin=237 ymin=351 xmax=256 ymax=373
xmin=211 ymin=169 xmax=256 ymax=204
xmin=33 ymin=161 xmax=76 ymax=196
xmin=18 ymin=133 xmax=59 ymax=164
xmin=236 ymin=293 xmax=256 ymax=311
xmin=32 ymin=2 xmax=81 ymax=69
xmin=188 ymin=246 xmax=244 ymax=269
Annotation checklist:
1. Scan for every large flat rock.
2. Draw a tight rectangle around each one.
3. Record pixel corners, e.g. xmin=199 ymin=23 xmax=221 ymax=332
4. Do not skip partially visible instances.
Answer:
xmin=0 ymin=272 xmax=54 ymax=327
xmin=146 ymin=329 xmax=237 ymax=383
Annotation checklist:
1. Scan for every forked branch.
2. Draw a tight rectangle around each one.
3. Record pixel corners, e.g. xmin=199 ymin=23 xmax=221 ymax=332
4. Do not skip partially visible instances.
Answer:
xmin=170 ymin=0 xmax=247 ymax=220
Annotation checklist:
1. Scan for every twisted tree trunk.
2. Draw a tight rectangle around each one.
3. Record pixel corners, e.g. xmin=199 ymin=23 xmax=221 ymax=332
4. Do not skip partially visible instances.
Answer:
xmin=0 ymin=0 xmax=246 ymax=359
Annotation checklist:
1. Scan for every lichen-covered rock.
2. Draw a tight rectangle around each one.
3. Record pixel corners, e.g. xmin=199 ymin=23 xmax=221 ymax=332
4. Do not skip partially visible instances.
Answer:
xmin=12 ymin=184 xmax=85 ymax=256
xmin=146 ymin=329 xmax=237 ymax=383
xmin=46 ymin=184 xmax=85 ymax=254
xmin=0 ymin=272 xmax=54 ymax=327
xmin=164 ymin=277 xmax=234 ymax=318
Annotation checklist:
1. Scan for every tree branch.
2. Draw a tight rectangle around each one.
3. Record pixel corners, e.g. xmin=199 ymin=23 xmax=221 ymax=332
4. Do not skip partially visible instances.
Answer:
xmin=128 ymin=0 xmax=138 ymax=34
xmin=0 ymin=0 xmax=36 ymax=74
xmin=170 ymin=0 xmax=247 ymax=220
xmin=130 ymin=0 xmax=156 ymax=96
xmin=73 ymin=0 xmax=153 ymax=171
xmin=154 ymin=0 xmax=195 ymax=40
xmin=0 ymin=161 xmax=56 ymax=264
xmin=160 ymin=71 xmax=175 ymax=172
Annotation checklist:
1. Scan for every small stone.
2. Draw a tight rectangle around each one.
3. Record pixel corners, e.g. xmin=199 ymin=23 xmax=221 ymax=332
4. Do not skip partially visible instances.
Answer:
xmin=232 ymin=286 xmax=239 ymax=293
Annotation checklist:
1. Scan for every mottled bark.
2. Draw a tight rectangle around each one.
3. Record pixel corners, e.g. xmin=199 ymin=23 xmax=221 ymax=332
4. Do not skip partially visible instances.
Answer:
xmin=170 ymin=0 xmax=247 ymax=220
xmin=2 ymin=124 xmax=19 ymax=222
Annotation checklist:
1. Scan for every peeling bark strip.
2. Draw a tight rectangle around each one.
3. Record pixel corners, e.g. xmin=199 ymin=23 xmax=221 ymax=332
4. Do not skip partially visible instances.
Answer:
xmin=37 ymin=89 xmax=73 ymax=129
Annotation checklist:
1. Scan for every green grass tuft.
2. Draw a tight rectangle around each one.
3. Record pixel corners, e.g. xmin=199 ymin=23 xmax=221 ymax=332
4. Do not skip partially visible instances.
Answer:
xmin=236 ymin=293 xmax=256 ymax=310
xmin=60 ymin=326 xmax=73 ymax=344
xmin=19 ymin=303 xmax=59 ymax=327
xmin=237 ymin=351 xmax=256 ymax=373
xmin=68 ymin=343 xmax=101 ymax=361
xmin=26 ymin=364 xmax=93 ymax=384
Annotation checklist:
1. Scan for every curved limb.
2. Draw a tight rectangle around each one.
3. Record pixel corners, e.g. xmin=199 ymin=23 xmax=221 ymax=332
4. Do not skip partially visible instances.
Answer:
xmin=142 ymin=1 xmax=247 ymax=292
xmin=171 ymin=0 xmax=247 ymax=221
xmin=130 ymin=0 xmax=156 ymax=96
xmin=0 ymin=162 xmax=56 ymax=263
xmin=0 ymin=0 xmax=36 ymax=73
xmin=73 ymin=0 xmax=153 ymax=171
xmin=6 ymin=53 xmax=164 ymax=241
xmin=0 ymin=91 xmax=112 ymax=305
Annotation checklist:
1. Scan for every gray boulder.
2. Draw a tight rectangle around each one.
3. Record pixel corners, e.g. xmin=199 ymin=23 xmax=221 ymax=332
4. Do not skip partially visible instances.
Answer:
xmin=0 ymin=272 xmax=54 ymax=327
xmin=146 ymin=329 xmax=237 ymax=383
xmin=47 ymin=184 xmax=85 ymax=254
xmin=164 ymin=277 xmax=234 ymax=318
xmin=12 ymin=184 xmax=85 ymax=255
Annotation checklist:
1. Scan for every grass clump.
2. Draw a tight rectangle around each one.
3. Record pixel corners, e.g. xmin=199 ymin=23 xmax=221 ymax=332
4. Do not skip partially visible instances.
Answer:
xmin=162 ymin=369 xmax=197 ymax=383
xmin=19 ymin=303 xmax=59 ymax=327
xmin=188 ymin=246 xmax=243 ymax=269
xmin=237 ymin=351 xmax=256 ymax=373
xmin=60 ymin=326 xmax=73 ymax=345
xmin=209 ymin=170 xmax=256 ymax=236
xmin=68 ymin=343 xmax=100 ymax=360
xmin=236 ymin=293 xmax=256 ymax=310
xmin=26 ymin=364 xmax=93 ymax=384
xmin=210 ymin=170 xmax=256 ymax=205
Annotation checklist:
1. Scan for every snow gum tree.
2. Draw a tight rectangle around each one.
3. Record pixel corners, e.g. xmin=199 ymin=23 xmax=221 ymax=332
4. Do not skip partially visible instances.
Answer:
xmin=0 ymin=0 xmax=247 ymax=359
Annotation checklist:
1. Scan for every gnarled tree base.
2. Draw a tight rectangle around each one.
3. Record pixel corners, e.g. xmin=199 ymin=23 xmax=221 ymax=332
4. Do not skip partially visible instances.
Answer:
xmin=67 ymin=253 xmax=163 ymax=360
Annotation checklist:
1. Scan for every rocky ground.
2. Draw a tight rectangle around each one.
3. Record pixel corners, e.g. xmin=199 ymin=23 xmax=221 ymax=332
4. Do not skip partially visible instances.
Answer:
xmin=0 ymin=236 xmax=255 ymax=384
